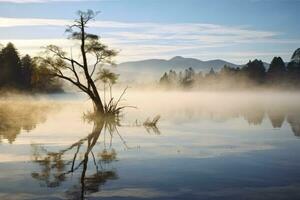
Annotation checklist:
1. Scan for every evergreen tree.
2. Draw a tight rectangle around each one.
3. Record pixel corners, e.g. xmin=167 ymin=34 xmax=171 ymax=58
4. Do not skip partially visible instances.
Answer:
xmin=267 ymin=57 xmax=286 ymax=85
xmin=242 ymin=59 xmax=266 ymax=84
xmin=21 ymin=55 xmax=34 ymax=89
xmin=287 ymin=61 xmax=300 ymax=86
xmin=268 ymin=57 xmax=286 ymax=74
xmin=182 ymin=67 xmax=195 ymax=87
xmin=159 ymin=72 xmax=169 ymax=85
xmin=0 ymin=43 xmax=62 ymax=92
xmin=0 ymin=43 xmax=22 ymax=87
xmin=207 ymin=67 xmax=216 ymax=76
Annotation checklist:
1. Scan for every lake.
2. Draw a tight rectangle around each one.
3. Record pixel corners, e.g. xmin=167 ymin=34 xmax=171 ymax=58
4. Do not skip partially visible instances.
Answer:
xmin=1 ymin=91 xmax=300 ymax=200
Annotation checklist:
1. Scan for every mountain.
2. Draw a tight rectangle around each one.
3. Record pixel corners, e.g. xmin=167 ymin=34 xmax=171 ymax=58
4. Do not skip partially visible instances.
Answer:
xmin=116 ymin=56 xmax=241 ymax=82
xmin=118 ymin=56 xmax=240 ymax=72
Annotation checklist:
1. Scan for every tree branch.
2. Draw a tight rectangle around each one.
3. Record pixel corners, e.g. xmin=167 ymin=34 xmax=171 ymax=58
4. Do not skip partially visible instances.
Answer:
xmin=47 ymin=48 xmax=84 ymax=69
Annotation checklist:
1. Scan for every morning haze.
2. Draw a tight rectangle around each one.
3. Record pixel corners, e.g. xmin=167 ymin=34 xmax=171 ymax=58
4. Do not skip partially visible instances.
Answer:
xmin=0 ymin=0 xmax=300 ymax=200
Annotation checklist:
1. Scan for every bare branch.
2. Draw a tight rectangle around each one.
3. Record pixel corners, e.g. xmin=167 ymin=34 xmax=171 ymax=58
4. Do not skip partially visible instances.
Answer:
xmin=38 ymin=10 xmax=119 ymax=114
xmin=46 ymin=46 xmax=84 ymax=68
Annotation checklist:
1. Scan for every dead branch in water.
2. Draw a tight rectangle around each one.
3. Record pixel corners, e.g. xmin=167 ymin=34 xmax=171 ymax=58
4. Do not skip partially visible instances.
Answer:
xmin=143 ymin=115 xmax=161 ymax=127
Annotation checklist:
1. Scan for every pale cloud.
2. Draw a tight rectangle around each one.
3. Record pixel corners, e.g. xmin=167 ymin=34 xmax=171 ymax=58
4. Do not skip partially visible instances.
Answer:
xmin=0 ymin=17 xmax=138 ymax=28
xmin=0 ymin=17 xmax=288 ymax=47
xmin=0 ymin=38 xmax=204 ymax=62
xmin=0 ymin=17 xmax=71 ymax=27
xmin=0 ymin=17 xmax=298 ymax=63
xmin=0 ymin=37 xmax=293 ymax=63
xmin=0 ymin=39 xmax=75 ymax=54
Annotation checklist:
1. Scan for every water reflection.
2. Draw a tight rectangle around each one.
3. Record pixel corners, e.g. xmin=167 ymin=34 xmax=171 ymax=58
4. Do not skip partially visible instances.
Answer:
xmin=268 ymin=110 xmax=285 ymax=128
xmin=256 ymin=108 xmax=299 ymax=136
xmin=161 ymin=100 xmax=300 ymax=137
xmin=1 ymin=93 xmax=300 ymax=199
xmin=0 ymin=101 xmax=57 ymax=143
xmin=1 ymin=96 xmax=300 ymax=146
xmin=31 ymin=116 xmax=128 ymax=199
xmin=143 ymin=115 xmax=161 ymax=135
xmin=287 ymin=113 xmax=300 ymax=137
xmin=243 ymin=105 xmax=265 ymax=125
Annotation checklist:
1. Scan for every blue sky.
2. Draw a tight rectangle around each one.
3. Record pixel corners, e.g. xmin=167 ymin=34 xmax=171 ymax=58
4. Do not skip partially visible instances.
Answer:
xmin=0 ymin=0 xmax=299 ymax=63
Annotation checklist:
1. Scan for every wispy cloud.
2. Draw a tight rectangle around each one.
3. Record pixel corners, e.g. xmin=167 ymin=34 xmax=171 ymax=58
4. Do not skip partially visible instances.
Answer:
xmin=0 ymin=16 xmax=283 ymax=46
xmin=0 ymin=17 xmax=70 ymax=27
xmin=0 ymin=17 xmax=298 ymax=63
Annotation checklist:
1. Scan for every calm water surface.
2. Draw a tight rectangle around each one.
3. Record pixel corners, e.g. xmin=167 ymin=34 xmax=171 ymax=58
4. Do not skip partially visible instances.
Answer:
xmin=1 ymin=91 xmax=300 ymax=200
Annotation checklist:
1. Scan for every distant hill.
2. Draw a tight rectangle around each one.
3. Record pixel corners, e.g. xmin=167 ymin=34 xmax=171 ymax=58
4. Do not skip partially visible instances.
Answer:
xmin=118 ymin=56 xmax=240 ymax=72
xmin=116 ymin=56 xmax=241 ymax=82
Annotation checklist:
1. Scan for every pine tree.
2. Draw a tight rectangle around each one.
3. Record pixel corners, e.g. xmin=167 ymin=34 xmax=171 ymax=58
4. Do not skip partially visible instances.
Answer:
xmin=0 ymin=43 xmax=22 ymax=87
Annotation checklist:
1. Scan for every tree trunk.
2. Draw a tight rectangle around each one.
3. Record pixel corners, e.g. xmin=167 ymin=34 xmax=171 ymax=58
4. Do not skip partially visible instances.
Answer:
xmin=80 ymin=16 xmax=105 ymax=115
xmin=109 ymin=84 xmax=112 ymax=101
xmin=80 ymin=119 xmax=104 ymax=199
xmin=103 ymin=84 xmax=106 ymax=105
xmin=90 ymin=95 xmax=104 ymax=114
xmin=94 ymin=101 xmax=104 ymax=114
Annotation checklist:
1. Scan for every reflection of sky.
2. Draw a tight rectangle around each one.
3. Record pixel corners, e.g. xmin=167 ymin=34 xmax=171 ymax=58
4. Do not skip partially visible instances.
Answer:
xmin=2 ymin=146 xmax=300 ymax=199
xmin=0 ymin=91 xmax=299 ymax=162
xmin=1 ymin=92 xmax=300 ymax=199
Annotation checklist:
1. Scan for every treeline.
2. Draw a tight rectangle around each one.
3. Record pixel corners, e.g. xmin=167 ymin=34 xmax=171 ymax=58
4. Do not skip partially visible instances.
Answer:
xmin=0 ymin=43 xmax=62 ymax=93
xmin=160 ymin=51 xmax=300 ymax=90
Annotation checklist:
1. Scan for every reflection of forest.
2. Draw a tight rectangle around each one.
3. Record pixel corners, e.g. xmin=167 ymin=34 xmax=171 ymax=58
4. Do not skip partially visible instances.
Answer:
xmin=24 ymin=100 xmax=300 ymax=198
xmin=247 ymin=107 xmax=300 ymax=137
xmin=170 ymin=103 xmax=300 ymax=137
xmin=31 ymin=117 xmax=128 ymax=200
xmin=0 ymin=101 xmax=57 ymax=143
xmin=244 ymin=107 xmax=300 ymax=136
xmin=287 ymin=113 xmax=300 ymax=137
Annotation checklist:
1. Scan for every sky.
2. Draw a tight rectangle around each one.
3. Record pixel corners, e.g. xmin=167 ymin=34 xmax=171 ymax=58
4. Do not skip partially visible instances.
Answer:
xmin=0 ymin=0 xmax=299 ymax=64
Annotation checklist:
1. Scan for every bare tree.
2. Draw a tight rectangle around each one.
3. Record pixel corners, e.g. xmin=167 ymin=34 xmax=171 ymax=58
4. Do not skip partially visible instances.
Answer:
xmin=37 ymin=10 xmax=117 ymax=114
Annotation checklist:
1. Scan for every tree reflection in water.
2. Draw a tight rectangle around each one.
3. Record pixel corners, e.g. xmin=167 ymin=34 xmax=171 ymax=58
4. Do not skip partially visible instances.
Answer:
xmin=287 ymin=113 xmax=300 ymax=137
xmin=0 ymin=101 xmax=57 ymax=143
xmin=170 ymin=103 xmax=300 ymax=137
xmin=28 ymin=100 xmax=300 ymax=199
xmin=31 ymin=115 xmax=130 ymax=199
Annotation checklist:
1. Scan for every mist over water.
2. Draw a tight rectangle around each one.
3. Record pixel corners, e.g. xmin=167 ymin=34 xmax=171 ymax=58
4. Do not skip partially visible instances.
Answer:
xmin=0 ymin=91 xmax=300 ymax=199
xmin=0 ymin=0 xmax=299 ymax=198
xmin=125 ymin=90 xmax=300 ymax=122
xmin=1 ymin=90 xmax=300 ymax=156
